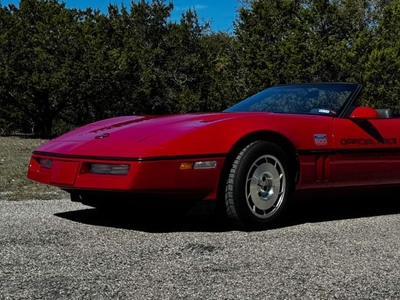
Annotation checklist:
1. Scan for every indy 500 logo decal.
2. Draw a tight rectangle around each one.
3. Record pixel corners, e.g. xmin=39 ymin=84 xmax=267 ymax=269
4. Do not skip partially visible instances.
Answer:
xmin=314 ymin=134 xmax=328 ymax=146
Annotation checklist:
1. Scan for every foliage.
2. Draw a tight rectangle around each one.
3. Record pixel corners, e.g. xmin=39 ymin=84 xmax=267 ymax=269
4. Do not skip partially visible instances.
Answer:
xmin=0 ymin=0 xmax=86 ymax=136
xmin=235 ymin=0 xmax=312 ymax=94
xmin=362 ymin=0 xmax=400 ymax=113
xmin=1 ymin=0 xmax=400 ymax=136
xmin=0 ymin=0 xmax=242 ymax=136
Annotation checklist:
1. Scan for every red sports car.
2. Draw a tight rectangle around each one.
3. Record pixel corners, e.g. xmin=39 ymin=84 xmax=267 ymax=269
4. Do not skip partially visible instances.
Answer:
xmin=27 ymin=83 xmax=400 ymax=229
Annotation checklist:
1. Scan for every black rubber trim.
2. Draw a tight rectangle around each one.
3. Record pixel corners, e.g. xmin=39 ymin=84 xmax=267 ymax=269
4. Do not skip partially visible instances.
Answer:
xmin=338 ymin=84 xmax=364 ymax=118
xmin=297 ymin=149 xmax=335 ymax=155
xmin=34 ymin=147 xmax=400 ymax=161
xmin=32 ymin=151 xmax=227 ymax=162
xmin=298 ymin=147 xmax=400 ymax=156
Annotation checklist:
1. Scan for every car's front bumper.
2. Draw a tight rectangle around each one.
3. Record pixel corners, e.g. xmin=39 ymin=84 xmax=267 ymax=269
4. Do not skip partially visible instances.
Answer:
xmin=27 ymin=153 xmax=226 ymax=200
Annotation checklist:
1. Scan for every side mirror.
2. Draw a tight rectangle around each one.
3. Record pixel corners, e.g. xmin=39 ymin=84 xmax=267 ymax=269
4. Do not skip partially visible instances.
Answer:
xmin=350 ymin=107 xmax=379 ymax=119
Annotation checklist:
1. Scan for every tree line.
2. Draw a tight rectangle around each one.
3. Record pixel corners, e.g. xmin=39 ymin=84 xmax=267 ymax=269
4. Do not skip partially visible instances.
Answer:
xmin=1 ymin=0 xmax=399 ymax=136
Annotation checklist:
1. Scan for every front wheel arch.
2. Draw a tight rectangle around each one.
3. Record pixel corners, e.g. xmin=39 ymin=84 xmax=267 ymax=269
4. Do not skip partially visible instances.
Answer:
xmin=217 ymin=132 xmax=298 ymax=200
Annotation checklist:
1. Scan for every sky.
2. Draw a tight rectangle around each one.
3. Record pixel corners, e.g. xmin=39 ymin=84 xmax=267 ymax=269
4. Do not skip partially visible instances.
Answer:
xmin=0 ymin=0 xmax=239 ymax=32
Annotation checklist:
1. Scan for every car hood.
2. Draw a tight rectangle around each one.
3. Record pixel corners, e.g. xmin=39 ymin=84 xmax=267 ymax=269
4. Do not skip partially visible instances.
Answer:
xmin=34 ymin=113 xmax=253 ymax=158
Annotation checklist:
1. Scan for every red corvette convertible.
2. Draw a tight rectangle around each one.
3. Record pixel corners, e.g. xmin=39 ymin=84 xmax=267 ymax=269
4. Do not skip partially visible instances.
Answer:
xmin=27 ymin=83 xmax=400 ymax=229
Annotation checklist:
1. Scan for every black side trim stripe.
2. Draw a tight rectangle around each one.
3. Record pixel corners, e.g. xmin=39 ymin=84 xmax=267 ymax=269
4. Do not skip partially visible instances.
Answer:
xmin=297 ymin=149 xmax=335 ymax=155
xmin=32 ymin=151 xmax=227 ymax=162
xmin=298 ymin=147 xmax=400 ymax=156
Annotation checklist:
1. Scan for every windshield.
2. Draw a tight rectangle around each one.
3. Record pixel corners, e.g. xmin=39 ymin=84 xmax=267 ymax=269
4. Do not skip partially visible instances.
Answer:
xmin=225 ymin=83 xmax=359 ymax=116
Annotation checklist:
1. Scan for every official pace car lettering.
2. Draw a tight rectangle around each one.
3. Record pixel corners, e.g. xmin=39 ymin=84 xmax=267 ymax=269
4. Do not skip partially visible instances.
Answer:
xmin=340 ymin=138 xmax=398 ymax=146
xmin=314 ymin=134 xmax=328 ymax=146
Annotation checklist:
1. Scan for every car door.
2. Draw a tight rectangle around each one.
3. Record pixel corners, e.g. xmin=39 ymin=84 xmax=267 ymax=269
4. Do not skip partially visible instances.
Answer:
xmin=332 ymin=108 xmax=400 ymax=187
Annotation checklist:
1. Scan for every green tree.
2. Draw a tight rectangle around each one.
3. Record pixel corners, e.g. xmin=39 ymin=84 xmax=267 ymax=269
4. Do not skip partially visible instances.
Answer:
xmin=362 ymin=0 xmax=400 ymax=112
xmin=0 ymin=0 xmax=85 ymax=136
xmin=166 ymin=10 xmax=244 ymax=112
xmin=65 ymin=6 xmax=141 ymax=124
xmin=125 ymin=0 xmax=175 ymax=114
xmin=164 ymin=9 xmax=211 ymax=112
xmin=0 ymin=4 xmax=20 ymax=134
xmin=234 ymin=0 xmax=385 ymax=92
xmin=235 ymin=0 xmax=312 ymax=95
xmin=0 ymin=0 xmax=308 ymax=134
xmin=306 ymin=0 xmax=373 ymax=81
xmin=201 ymin=32 xmax=246 ymax=110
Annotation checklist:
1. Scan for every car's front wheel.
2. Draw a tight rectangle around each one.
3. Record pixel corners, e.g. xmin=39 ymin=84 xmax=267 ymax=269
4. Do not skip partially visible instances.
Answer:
xmin=225 ymin=141 xmax=292 ymax=229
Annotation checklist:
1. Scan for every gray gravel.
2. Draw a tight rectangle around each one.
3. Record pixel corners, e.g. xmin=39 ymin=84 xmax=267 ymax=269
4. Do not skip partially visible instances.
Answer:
xmin=1 ymin=198 xmax=400 ymax=299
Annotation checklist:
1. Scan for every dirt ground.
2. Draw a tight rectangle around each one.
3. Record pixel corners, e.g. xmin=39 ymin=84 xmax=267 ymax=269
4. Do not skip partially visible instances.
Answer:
xmin=0 ymin=136 xmax=67 ymax=200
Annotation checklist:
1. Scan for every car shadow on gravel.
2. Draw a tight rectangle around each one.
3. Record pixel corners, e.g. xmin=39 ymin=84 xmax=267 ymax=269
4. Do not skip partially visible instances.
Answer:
xmin=55 ymin=202 xmax=230 ymax=233
xmin=55 ymin=190 xmax=400 ymax=232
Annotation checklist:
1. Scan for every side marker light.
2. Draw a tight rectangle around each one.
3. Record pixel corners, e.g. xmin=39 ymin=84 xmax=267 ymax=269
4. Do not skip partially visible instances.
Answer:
xmin=179 ymin=162 xmax=194 ymax=170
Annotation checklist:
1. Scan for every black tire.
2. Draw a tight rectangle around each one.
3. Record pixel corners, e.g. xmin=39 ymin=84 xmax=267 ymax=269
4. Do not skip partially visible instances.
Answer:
xmin=225 ymin=141 xmax=292 ymax=229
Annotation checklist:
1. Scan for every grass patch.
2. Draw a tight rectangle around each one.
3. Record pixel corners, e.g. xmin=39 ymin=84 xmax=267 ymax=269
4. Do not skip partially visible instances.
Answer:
xmin=0 ymin=136 xmax=68 ymax=200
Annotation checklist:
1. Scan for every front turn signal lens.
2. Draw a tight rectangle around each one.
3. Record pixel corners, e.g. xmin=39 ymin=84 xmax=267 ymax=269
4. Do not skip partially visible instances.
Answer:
xmin=193 ymin=161 xmax=217 ymax=169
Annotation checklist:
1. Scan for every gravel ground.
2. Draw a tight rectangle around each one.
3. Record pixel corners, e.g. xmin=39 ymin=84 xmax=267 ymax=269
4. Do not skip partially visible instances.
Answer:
xmin=1 ymin=197 xmax=400 ymax=299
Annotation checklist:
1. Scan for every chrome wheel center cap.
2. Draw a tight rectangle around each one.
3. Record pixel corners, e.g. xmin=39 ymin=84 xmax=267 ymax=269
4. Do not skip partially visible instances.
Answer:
xmin=257 ymin=173 xmax=273 ymax=200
